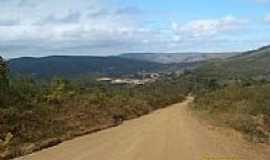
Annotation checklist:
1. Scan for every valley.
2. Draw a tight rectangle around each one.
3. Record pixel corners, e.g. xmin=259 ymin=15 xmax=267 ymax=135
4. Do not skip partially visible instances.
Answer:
xmin=1 ymin=46 xmax=270 ymax=159
xmin=1 ymin=1 xmax=270 ymax=160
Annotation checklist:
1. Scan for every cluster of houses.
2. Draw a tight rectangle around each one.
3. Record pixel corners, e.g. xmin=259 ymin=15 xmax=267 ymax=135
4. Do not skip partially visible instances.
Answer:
xmin=97 ymin=73 xmax=160 ymax=86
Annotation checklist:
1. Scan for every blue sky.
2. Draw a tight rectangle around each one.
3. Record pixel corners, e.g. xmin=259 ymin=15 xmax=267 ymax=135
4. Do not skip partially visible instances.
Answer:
xmin=0 ymin=0 xmax=270 ymax=58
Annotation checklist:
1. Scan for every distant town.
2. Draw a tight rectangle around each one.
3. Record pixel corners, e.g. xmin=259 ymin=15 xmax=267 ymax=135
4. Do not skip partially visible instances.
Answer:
xmin=97 ymin=73 xmax=161 ymax=85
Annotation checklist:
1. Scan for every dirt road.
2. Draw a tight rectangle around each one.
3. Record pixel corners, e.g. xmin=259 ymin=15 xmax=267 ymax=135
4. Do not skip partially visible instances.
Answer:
xmin=16 ymin=97 xmax=270 ymax=160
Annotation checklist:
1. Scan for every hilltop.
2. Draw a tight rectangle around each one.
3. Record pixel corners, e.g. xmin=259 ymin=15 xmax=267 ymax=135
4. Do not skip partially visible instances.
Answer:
xmin=119 ymin=52 xmax=237 ymax=64
xmin=194 ymin=46 xmax=270 ymax=80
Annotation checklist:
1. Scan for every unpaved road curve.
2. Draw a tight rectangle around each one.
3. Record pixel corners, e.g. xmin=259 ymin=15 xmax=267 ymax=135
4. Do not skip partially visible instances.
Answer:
xmin=17 ymin=97 xmax=270 ymax=160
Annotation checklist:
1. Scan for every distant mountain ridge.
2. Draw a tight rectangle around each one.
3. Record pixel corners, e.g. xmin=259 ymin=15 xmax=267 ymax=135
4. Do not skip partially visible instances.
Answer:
xmin=8 ymin=56 xmax=165 ymax=78
xmin=7 ymin=55 xmax=200 ymax=79
xmin=9 ymin=49 xmax=264 ymax=79
xmin=119 ymin=52 xmax=238 ymax=64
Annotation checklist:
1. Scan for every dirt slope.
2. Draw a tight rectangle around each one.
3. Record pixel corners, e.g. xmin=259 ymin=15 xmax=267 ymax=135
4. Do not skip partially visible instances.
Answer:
xmin=16 ymin=97 xmax=270 ymax=160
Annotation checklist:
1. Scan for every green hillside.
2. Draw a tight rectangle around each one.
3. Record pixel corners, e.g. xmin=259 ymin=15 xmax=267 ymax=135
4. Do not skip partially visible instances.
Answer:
xmin=7 ymin=56 xmax=200 ymax=79
xmin=191 ymin=46 xmax=270 ymax=143
xmin=7 ymin=56 xmax=165 ymax=79
xmin=194 ymin=46 xmax=270 ymax=80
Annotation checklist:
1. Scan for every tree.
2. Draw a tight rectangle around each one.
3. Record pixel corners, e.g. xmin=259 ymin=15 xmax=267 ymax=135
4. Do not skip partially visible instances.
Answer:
xmin=0 ymin=56 xmax=9 ymax=91
xmin=0 ymin=56 xmax=9 ymax=107
xmin=46 ymin=78 xmax=75 ymax=104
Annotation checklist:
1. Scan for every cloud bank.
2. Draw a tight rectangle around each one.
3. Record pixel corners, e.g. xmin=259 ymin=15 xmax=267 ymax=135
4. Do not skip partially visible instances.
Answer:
xmin=0 ymin=0 xmax=269 ymax=58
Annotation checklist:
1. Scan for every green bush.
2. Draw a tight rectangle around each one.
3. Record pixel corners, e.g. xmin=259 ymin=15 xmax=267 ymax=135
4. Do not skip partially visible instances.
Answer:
xmin=193 ymin=84 xmax=270 ymax=142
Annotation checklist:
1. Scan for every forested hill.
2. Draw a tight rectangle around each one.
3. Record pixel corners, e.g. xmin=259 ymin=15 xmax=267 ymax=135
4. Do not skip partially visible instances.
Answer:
xmin=7 ymin=55 xmax=203 ymax=79
xmin=7 ymin=56 xmax=167 ymax=78
xmin=191 ymin=46 xmax=270 ymax=143
xmin=194 ymin=45 xmax=270 ymax=79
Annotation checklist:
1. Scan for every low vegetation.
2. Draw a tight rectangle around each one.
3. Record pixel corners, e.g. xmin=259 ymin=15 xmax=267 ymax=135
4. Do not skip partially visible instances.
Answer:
xmin=1 ymin=46 xmax=270 ymax=159
xmin=194 ymin=47 xmax=270 ymax=80
xmin=193 ymin=84 xmax=270 ymax=143
xmin=0 ymin=57 xmax=191 ymax=159
xmin=190 ymin=48 xmax=270 ymax=143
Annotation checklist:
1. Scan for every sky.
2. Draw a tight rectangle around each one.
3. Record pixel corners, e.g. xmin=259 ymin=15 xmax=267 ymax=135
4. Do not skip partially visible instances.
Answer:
xmin=0 ymin=0 xmax=270 ymax=58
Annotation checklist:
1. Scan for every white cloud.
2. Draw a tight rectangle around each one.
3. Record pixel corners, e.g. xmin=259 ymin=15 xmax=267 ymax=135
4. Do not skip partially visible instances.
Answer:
xmin=0 ymin=0 xmax=142 ymax=41
xmin=36 ymin=10 xmax=81 ymax=25
xmin=254 ymin=0 xmax=270 ymax=3
xmin=172 ymin=16 xmax=247 ymax=38
xmin=18 ymin=0 xmax=38 ymax=7
xmin=264 ymin=13 xmax=270 ymax=23
xmin=0 ymin=1 xmax=157 ymax=57
xmin=0 ymin=0 xmax=266 ymax=58
xmin=0 ymin=17 xmax=20 ymax=26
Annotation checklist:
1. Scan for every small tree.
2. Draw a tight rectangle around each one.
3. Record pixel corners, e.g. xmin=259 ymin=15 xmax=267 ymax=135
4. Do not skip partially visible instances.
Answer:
xmin=0 ymin=56 xmax=9 ymax=91
xmin=46 ymin=78 xmax=75 ymax=104
xmin=0 ymin=56 xmax=9 ymax=107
